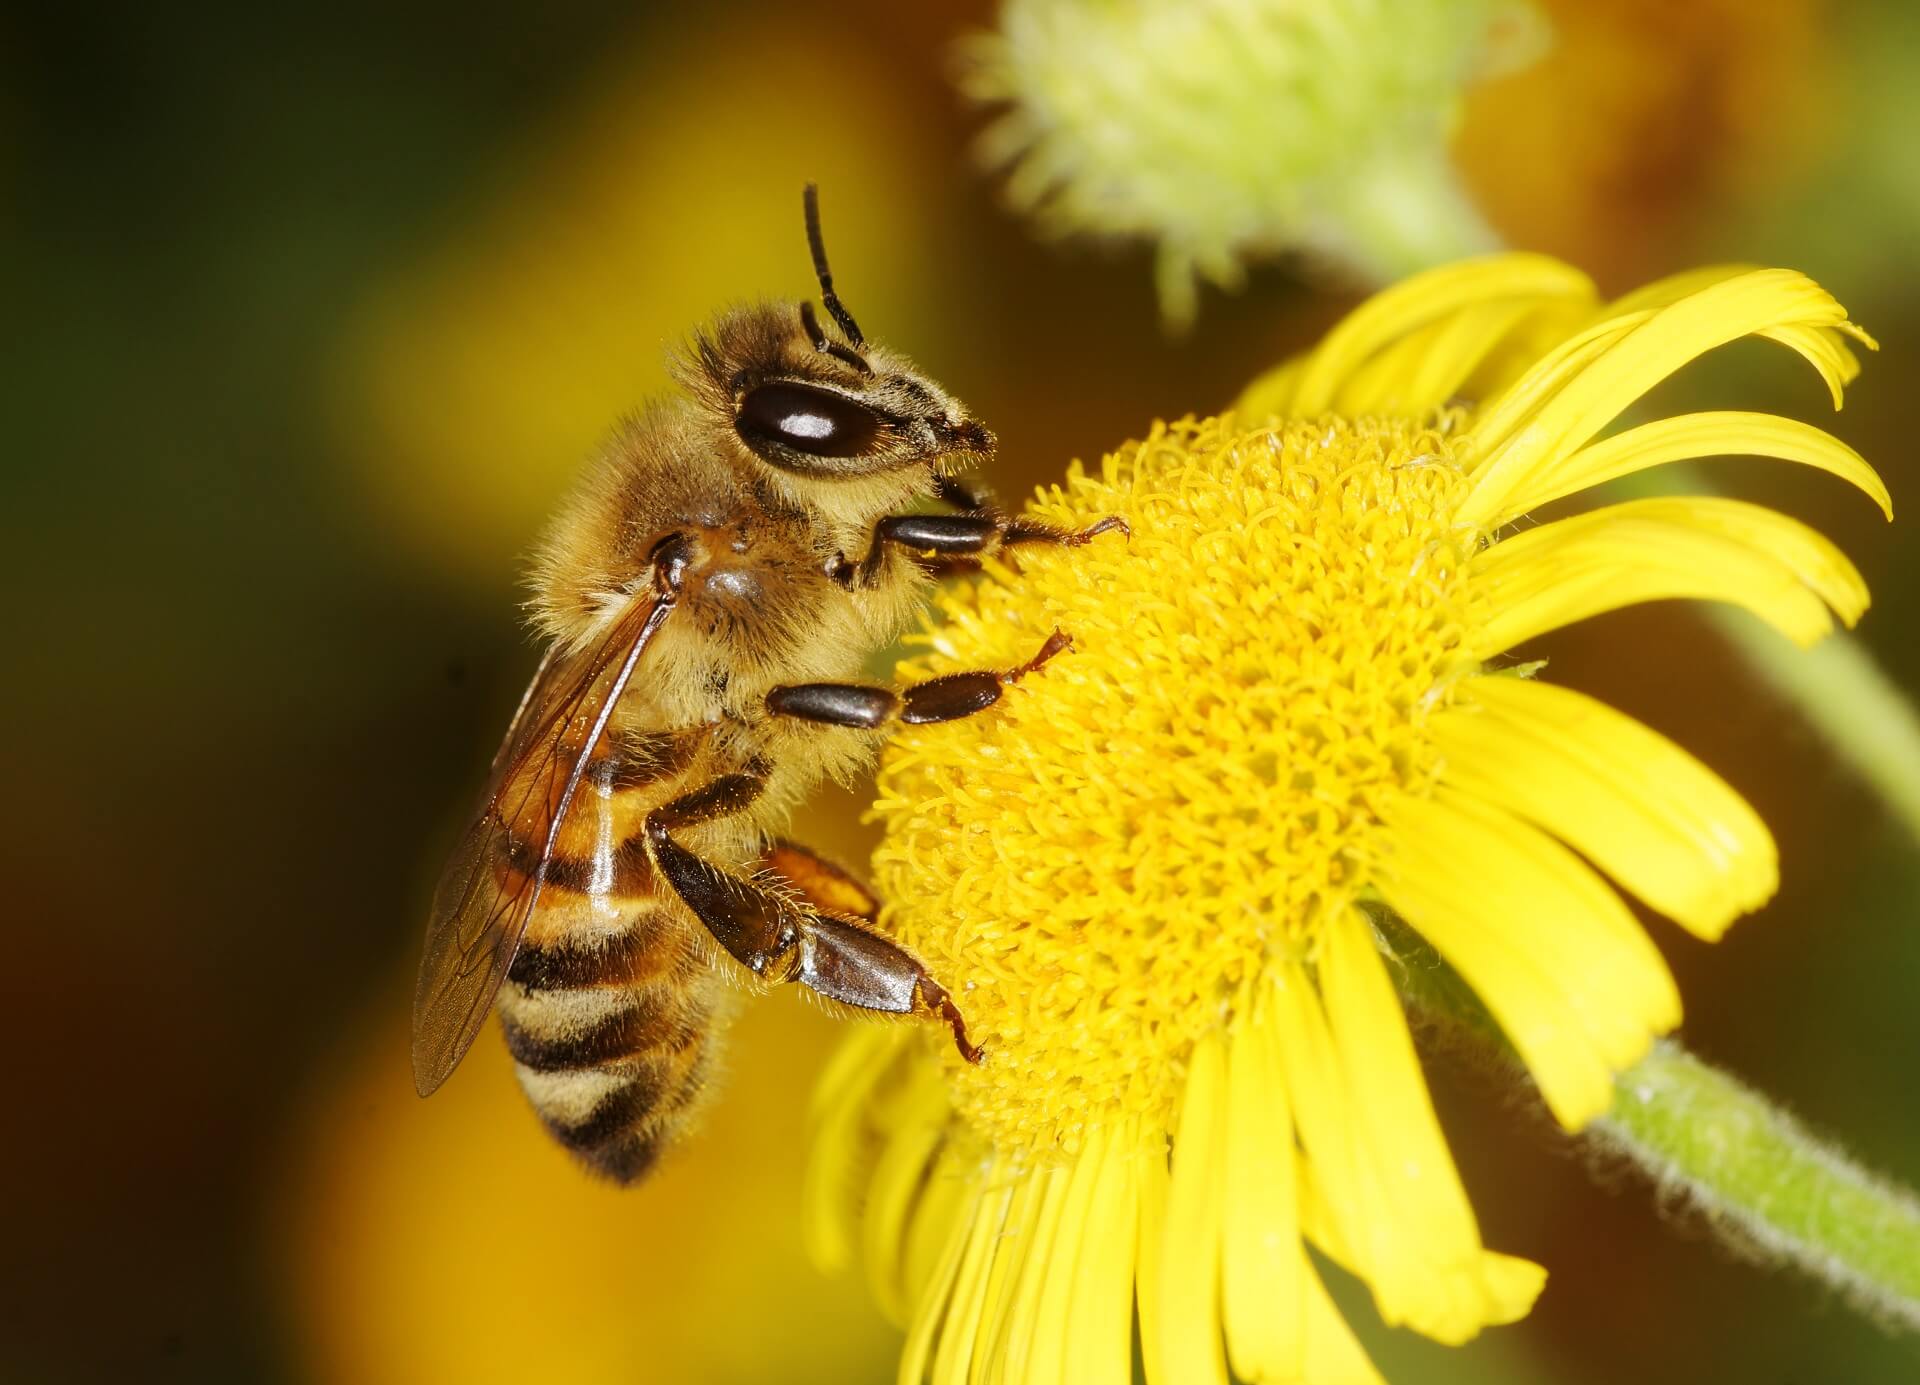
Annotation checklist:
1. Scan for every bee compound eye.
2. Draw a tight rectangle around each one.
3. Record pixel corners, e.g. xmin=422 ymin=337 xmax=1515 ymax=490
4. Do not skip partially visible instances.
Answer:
xmin=736 ymin=382 xmax=883 ymax=461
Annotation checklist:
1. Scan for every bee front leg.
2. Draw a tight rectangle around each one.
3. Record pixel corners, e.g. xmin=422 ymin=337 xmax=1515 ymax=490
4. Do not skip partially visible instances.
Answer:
xmin=829 ymin=507 xmax=1127 ymax=589
xmin=765 ymin=629 xmax=1072 ymax=730
xmin=643 ymin=772 xmax=982 ymax=1061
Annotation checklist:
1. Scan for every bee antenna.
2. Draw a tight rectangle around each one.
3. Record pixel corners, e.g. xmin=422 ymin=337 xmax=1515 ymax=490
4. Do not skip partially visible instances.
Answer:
xmin=803 ymin=183 xmax=865 ymax=348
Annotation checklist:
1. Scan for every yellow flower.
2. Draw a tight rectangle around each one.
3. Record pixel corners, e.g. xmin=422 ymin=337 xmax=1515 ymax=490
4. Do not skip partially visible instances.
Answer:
xmin=805 ymin=257 xmax=1886 ymax=1384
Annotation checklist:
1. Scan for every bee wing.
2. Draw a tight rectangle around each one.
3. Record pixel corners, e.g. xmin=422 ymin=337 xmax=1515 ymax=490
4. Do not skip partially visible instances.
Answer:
xmin=411 ymin=592 xmax=674 ymax=1097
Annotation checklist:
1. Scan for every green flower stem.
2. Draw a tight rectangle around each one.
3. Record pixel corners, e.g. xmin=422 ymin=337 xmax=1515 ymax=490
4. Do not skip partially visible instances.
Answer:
xmin=1598 ymin=1041 xmax=1920 ymax=1331
xmin=1374 ymin=909 xmax=1920 ymax=1331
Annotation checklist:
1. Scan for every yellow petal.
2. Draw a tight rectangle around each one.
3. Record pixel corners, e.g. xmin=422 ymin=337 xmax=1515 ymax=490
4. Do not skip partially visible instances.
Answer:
xmin=1277 ymin=931 xmax=1547 ymax=1344
xmin=1247 ymin=254 xmax=1597 ymax=418
xmin=1609 ymin=495 xmax=1870 ymax=620
xmin=1298 ymin=1155 xmax=1553 ymax=1328
xmin=864 ymin=1100 xmax=950 ymax=1321
xmin=1435 ymin=677 xmax=1778 ymax=940
xmin=1473 ymin=409 xmax=1892 ymax=527
xmin=1408 ymin=300 xmax=1572 ymax=415
xmin=1313 ymin=317 xmax=1453 ymax=418
xmin=1235 ymin=356 xmax=1308 ymax=423
xmin=1762 ymin=323 xmax=1863 ymax=407
xmin=1320 ymin=297 xmax=1549 ymax=418
xmin=804 ymin=1026 xmax=912 ymax=1273
xmin=1462 ymin=269 xmax=1860 ymax=521
xmin=1595 ymin=269 xmax=1876 ymax=406
xmin=1134 ymin=1139 xmax=1174 ymax=1385
xmin=1380 ymin=789 xmax=1682 ymax=1130
xmin=904 ymin=1147 xmax=977 ymax=1311
xmin=1295 ymin=1177 xmax=1487 ymax=1385
xmin=1321 ymin=912 xmax=1548 ymax=1336
xmin=809 ymin=1021 xmax=905 ymax=1124
xmin=1061 ymin=1126 xmax=1141 ymax=1385
xmin=979 ymin=1164 xmax=1070 ymax=1385
xmin=1019 ymin=1139 xmax=1110 ymax=1385
xmin=1470 ymin=495 xmax=1865 ymax=656
xmin=1300 ymin=1245 xmax=1389 ymax=1385
xmin=1220 ymin=989 xmax=1303 ymax=1382
xmin=900 ymin=1165 xmax=982 ymax=1385
xmin=1295 ymin=1152 xmax=1353 ymax=1270
xmin=1154 ymin=1030 xmax=1230 ymax=1385
xmin=1456 ymin=312 xmax=1649 ymax=471
xmin=1270 ymin=965 xmax=1367 ymax=1265
xmin=930 ymin=1172 xmax=1015 ymax=1385
xmin=1599 ymin=264 xmax=1755 ymax=318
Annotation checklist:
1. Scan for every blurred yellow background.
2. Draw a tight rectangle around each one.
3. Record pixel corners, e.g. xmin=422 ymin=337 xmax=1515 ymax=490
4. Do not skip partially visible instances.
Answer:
xmin=6 ymin=1 xmax=1919 ymax=1381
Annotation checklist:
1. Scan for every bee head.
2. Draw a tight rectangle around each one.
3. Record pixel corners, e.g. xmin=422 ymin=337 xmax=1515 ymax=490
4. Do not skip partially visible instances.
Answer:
xmin=680 ymin=187 xmax=996 ymax=482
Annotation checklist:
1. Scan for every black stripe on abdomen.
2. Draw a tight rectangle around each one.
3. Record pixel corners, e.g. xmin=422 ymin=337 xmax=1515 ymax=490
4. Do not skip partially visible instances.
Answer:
xmin=539 ymin=1057 xmax=709 ymax=1185
xmin=507 ymin=908 xmax=679 ymax=991
xmin=543 ymin=1072 xmax=665 ymax=1152
xmin=500 ymin=991 xmax=695 ymax=1072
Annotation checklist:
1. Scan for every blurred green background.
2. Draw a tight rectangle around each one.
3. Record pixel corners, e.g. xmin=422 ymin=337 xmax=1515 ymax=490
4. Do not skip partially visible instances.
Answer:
xmin=5 ymin=1 xmax=1918 ymax=1381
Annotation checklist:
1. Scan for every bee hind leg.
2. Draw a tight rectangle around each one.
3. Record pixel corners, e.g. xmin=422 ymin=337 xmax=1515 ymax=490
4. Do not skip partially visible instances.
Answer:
xmin=791 ymin=911 xmax=983 ymax=1063
xmin=643 ymin=775 xmax=983 ymax=1062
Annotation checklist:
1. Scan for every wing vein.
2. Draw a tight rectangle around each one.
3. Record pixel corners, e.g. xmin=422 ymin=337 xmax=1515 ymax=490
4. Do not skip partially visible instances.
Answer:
xmin=410 ymin=590 xmax=676 ymax=1096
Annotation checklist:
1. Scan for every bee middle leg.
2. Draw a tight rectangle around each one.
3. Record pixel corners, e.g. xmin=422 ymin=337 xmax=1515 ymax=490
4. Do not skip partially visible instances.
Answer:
xmin=765 ymin=628 xmax=1072 ymax=730
xmin=642 ymin=772 xmax=983 ymax=1062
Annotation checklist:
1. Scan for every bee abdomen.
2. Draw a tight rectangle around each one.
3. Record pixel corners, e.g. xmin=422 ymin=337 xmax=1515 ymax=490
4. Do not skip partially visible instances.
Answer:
xmin=509 ymin=1003 xmax=714 ymax=1183
xmin=499 ymin=909 xmax=722 ymax=1184
xmin=543 ymin=1078 xmax=675 ymax=1183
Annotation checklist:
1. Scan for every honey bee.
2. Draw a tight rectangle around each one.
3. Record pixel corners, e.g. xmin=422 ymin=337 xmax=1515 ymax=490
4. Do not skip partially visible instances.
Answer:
xmin=411 ymin=187 xmax=1123 ymax=1182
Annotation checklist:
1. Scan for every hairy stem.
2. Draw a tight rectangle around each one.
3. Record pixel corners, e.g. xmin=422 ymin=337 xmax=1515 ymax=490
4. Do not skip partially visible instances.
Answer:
xmin=1597 ymin=1041 xmax=1920 ymax=1331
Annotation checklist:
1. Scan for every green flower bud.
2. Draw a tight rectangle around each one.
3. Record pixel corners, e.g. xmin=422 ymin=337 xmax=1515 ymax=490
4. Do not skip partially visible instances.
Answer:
xmin=959 ymin=0 xmax=1548 ymax=326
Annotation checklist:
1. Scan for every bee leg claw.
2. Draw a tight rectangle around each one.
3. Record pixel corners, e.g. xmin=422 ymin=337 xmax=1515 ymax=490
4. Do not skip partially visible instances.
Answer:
xmin=1008 ymin=628 xmax=1072 ymax=682
xmin=944 ymin=1001 xmax=986 ymax=1065
xmin=1002 ymin=513 xmax=1130 ymax=548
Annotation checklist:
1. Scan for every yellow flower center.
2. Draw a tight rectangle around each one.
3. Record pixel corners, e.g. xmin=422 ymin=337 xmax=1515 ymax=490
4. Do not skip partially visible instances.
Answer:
xmin=876 ymin=412 xmax=1487 ymax=1157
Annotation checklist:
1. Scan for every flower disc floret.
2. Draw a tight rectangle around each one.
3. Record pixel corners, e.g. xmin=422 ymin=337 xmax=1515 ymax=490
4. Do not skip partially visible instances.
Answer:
xmin=876 ymin=413 xmax=1479 ymax=1157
